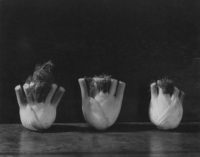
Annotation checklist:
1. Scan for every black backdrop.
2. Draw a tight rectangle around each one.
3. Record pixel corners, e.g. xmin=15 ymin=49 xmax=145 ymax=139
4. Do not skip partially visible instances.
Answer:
xmin=0 ymin=0 xmax=200 ymax=123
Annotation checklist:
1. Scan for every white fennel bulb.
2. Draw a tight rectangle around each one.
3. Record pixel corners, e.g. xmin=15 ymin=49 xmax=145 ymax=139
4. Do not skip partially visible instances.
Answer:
xmin=15 ymin=61 xmax=65 ymax=131
xmin=149 ymin=79 xmax=184 ymax=130
xmin=79 ymin=75 xmax=126 ymax=130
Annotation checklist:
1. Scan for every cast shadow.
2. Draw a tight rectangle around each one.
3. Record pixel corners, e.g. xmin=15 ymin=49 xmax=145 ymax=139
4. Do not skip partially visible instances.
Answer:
xmin=107 ymin=123 xmax=156 ymax=132
xmin=38 ymin=123 xmax=200 ymax=133
xmin=169 ymin=123 xmax=200 ymax=133
xmin=40 ymin=123 xmax=157 ymax=133
xmin=40 ymin=123 xmax=91 ymax=133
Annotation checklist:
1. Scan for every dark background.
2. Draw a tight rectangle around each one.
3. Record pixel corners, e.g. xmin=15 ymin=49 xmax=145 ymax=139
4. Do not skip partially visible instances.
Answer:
xmin=0 ymin=0 xmax=200 ymax=123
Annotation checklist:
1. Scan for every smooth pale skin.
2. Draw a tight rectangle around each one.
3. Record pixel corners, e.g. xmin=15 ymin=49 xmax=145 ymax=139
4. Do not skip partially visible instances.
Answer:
xmin=149 ymin=81 xmax=184 ymax=130
xmin=78 ymin=78 xmax=126 ymax=130
xmin=15 ymin=83 xmax=65 ymax=131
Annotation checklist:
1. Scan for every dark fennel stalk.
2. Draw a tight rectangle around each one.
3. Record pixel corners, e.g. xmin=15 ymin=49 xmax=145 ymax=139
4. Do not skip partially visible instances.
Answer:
xmin=86 ymin=75 xmax=112 ymax=98
xmin=157 ymin=78 xmax=174 ymax=96
xmin=25 ymin=61 xmax=54 ymax=103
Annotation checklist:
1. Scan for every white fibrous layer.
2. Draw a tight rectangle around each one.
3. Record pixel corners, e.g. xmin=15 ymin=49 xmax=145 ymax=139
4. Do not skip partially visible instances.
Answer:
xmin=20 ymin=103 xmax=56 ymax=131
xmin=149 ymin=101 xmax=183 ymax=130
xmin=83 ymin=92 xmax=121 ymax=130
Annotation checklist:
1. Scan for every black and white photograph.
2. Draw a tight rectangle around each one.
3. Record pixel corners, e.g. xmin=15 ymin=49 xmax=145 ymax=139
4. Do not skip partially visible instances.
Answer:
xmin=0 ymin=0 xmax=200 ymax=156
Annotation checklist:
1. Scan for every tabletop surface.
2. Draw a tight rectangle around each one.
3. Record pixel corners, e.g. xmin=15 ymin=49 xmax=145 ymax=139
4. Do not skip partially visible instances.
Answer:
xmin=0 ymin=123 xmax=200 ymax=157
